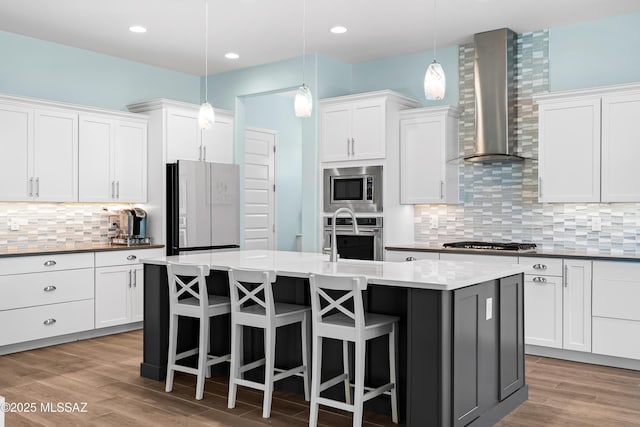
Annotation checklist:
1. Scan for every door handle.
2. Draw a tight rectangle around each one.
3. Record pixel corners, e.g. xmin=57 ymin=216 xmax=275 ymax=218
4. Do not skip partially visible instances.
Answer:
xmin=43 ymin=285 xmax=57 ymax=292
xmin=564 ymin=265 xmax=568 ymax=287
xmin=132 ymin=270 xmax=137 ymax=287
xmin=347 ymin=138 xmax=350 ymax=156
xmin=406 ymin=256 xmax=417 ymax=261
xmin=35 ymin=177 xmax=40 ymax=197
xmin=533 ymin=263 xmax=547 ymax=270
xmin=532 ymin=277 xmax=547 ymax=283
xmin=116 ymin=181 xmax=120 ymax=198
xmin=29 ymin=177 xmax=33 ymax=197
xmin=128 ymin=270 xmax=132 ymax=288
xmin=127 ymin=254 xmax=137 ymax=261
xmin=43 ymin=260 xmax=57 ymax=267
xmin=43 ymin=318 xmax=56 ymax=326
xmin=203 ymin=146 xmax=207 ymax=161
xmin=440 ymin=181 xmax=444 ymax=199
xmin=199 ymin=145 xmax=202 ymax=161
xmin=351 ymin=138 xmax=355 ymax=155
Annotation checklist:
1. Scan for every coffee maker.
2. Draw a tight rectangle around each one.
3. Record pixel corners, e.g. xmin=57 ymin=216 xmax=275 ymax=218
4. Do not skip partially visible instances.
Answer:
xmin=111 ymin=208 xmax=151 ymax=245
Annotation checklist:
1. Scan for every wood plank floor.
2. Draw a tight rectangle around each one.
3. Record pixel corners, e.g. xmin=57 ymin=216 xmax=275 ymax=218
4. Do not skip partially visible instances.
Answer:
xmin=1 ymin=330 xmax=639 ymax=426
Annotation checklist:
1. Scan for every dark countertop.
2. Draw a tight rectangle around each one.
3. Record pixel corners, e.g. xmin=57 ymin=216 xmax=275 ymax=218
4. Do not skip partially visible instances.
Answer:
xmin=385 ymin=243 xmax=640 ymax=262
xmin=0 ymin=243 xmax=165 ymax=258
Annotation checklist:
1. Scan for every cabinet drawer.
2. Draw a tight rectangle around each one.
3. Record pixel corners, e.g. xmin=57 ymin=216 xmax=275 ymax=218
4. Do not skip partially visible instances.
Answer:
xmin=0 ymin=252 xmax=93 ymax=276
xmin=439 ymin=253 xmax=518 ymax=265
xmin=593 ymin=275 xmax=640 ymax=321
xmin=518 ymin=257 xmax=563 ymax=276
xmin=0 ymin=299 xmax=94 ymax=346
xmin=95 ymin=248 xmax=164 ymax=267
xmin=385 ymin=250 xmax=439 ymax=262
xmin=0 ymin=268 xmax=94 ymax=310
xmin=593 ymin=317 xmax=640 ymax=360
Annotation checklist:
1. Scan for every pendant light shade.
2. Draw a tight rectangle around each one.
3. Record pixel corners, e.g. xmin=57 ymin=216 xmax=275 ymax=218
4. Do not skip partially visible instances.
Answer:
xmin=295 ymin=0 xmax=312 ymax=118
xmin=198 ymin=102 xmax=215 ymax=129
xmin=294 ymin=84 xmax=312 ymax=118
xmin=424 ymin=0 xmax=446 ymax=101
xmin=199 ymin=0 xmax=214 ymax=130
xmin=424 ymin=60 xmax=446 ymax=100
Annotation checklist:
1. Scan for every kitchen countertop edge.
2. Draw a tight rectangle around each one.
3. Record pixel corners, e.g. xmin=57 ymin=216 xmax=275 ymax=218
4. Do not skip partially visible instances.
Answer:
xmin=0 ymin=244 xmax=165 ymax=258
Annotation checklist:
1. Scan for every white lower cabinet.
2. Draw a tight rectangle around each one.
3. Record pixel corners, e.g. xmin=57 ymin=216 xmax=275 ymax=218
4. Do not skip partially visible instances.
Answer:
xmin=439 ymin=253 xmax=518 ymax=265
xmin=592 ymin=261 xmax=640 ymax=360
xmin=563 ymin=259 xmax=592 ymax=352
xmin=384 ymin=250 xmax=439 ymax=262
xmin=524 ymin=274 xmax=563 ymax=348
xmin=95 ymin=265 xmax=143 ymax=328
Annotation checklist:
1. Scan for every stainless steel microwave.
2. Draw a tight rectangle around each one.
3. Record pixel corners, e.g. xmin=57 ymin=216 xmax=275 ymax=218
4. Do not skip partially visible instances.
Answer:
xmin=323 ymin=166 xmax=383 ymax=213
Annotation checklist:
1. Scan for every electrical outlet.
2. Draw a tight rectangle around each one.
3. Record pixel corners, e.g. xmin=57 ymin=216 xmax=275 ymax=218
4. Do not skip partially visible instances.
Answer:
xmin=8 ymin=218 xmax=19 ymax=231
xmin=430 ymin=215 xmax=439 ymax=229
xmin=591 ymin=217 xmax=602 ymax=232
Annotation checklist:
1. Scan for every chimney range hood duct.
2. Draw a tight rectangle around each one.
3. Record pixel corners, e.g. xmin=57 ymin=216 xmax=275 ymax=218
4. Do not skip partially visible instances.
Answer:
xmin=465 ymin=28 xmax=524 ymax=162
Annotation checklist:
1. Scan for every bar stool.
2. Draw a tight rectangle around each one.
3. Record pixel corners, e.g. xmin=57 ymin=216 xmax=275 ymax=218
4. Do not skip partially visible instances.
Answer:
xmin=165 ymin=262 xmax=231 ymax=400
xmin=308 ymin=273 xmax=399 ymax=427
xmin=227 ymin=268 xmax=311 ymax=418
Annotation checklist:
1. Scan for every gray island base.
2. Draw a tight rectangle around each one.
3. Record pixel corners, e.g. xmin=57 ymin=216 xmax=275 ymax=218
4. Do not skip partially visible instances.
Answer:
xmin=140 ymin=250 xmax=528 ymax=426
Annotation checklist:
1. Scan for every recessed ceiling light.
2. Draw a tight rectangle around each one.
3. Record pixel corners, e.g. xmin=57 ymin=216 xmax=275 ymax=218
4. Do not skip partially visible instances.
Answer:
xmin=225 ymin=52 xmax=240 ymax=59
xmin=330 ymin=26 xmax=348 ymax=34
xmin=129 ymin=25 xmax=147 ymax=33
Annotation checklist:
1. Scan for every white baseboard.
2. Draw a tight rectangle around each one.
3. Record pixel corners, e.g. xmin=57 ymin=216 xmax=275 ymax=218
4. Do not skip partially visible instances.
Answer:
xmin=526 ymin=344 xmax=640 ymax=371
xmin=0 ymin=322 xmax=142 ymax=356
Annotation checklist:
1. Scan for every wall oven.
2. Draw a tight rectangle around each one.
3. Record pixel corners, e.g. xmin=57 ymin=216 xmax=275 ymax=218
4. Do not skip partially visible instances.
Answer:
xmin=323 ymin=217 xmax=383 ymax=261
xmin=323 ymin=166 xmax=382 ymax=213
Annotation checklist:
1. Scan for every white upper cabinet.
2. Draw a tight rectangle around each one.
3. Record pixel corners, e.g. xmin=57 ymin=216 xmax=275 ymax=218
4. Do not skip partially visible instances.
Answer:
xmin=79 ymin=114 xmax=147 ymax=203
xmin=163 ymin=103 xmax=234 ymax=163
xmin=0 ymin=103 xmax=32 ymax=201
xmin=399 ymin=107 xmax=459 ymax=204
xmin=320 ymin=92 xmax=415 ymax=162
xmin=601 ymin=91 xmax=640 ymax=202
xmin=537 ymin=97 xmax=601 ymax=203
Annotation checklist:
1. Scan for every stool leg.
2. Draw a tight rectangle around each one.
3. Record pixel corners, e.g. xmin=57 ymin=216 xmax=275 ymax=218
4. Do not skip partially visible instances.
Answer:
xmin=389 ymin=323 xmax=398 ymax=423
xmin=301 ymin=313 xmax=310 ymax=401
xmin=206 ymin=317 xmax=212 ymax=378
xmin=343 ymin=340 xmax=351 ymax=405
xmin=309 ymin=335 xmax=323 ymax=427
xmin=262 ymin=325 xmax=276 ymax=418
xmin=195 ymin=315 xmax=209 ymax=400
xmin=352 ymin=339 xmax=365 ymax=427
xmin=228 ymin=323 xmax=242 ymax=409
xmin=165 ymin=313 xmax=178 ymax=393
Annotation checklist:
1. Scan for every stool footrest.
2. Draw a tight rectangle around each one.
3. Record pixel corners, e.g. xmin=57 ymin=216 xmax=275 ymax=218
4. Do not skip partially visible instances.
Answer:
xmin=207 ymin=353 xmax=231 ymax=366
xmin=316 ymin=396 xmax=354 ymax=413
xmin=320 ymin=373 xmax=349 ymax=393
xmin=169 ymin=364 xmax=198 ymax=376
xmin=273 ymin=365 xmax=306 ymax=382
xmin=239 ymin=358 xmax=266 ymax=373
xmin=363 ymin=382 xmax=394 ymax=402
xmin=175 ymin=348 xmax=199 ymax=360
xmin=234 ymin=378 xmax=266 ymax=391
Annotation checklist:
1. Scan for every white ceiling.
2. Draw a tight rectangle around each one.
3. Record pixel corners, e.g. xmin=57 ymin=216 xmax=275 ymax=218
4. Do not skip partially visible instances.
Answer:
xmin=1 ymin=0 xmax=639 ymax=76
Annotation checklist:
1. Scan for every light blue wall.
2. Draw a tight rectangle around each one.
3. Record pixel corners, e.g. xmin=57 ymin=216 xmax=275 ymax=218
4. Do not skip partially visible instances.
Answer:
xmin=244 ymin=94 xmax=302 ymax=251
xmin=352 ymin=45 xmax=459 ymax=106
xmin=0 ymin=31 xmax=199 ymax=110
xmin=549 ymin=11 xmax=640 ymax=91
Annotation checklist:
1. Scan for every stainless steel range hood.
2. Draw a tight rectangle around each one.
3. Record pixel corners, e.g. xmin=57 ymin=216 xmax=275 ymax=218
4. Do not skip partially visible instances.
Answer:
xmin=465 ymin=28 xmax=523 ymax=162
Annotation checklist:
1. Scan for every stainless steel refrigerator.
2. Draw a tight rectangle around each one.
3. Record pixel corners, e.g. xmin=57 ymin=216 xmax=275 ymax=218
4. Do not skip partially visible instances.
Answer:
xmin=166 ymin=160 xmax=240 ymax=255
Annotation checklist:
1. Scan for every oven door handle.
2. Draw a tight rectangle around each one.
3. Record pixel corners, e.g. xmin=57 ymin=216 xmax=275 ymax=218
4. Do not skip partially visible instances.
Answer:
xmin=327 ymin=229 xmax=380 ymax=235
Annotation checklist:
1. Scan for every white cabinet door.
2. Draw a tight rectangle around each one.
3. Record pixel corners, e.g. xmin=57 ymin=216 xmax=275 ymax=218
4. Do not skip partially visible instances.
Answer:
xmin=202 ymin=110 xmax=234 ymax=163
xmin=79 ymin=115 xmax=115 ymax=201
xmin=351 ymin=100 xmax=385 ymax=160
xmin=0 ymin=104 xmax=32 ymax=201
xmin=166 ymin=109 xmax=201 ymax=162
xmin=129 ymin=266 xmax=144 ymax=323
xmin=524 ymin=275 xmax=563 ymax=348
xmin=321 ymin=104 xmax=351 ymax=162
xmin=33 ymin=109 xmax=78 ymax=201
xmin=601 ymin=92 xmax=640 ymax=202
xmin=95 ymin=265 xmax=130 ymax=328
xmin=563 ymin=259 xmax=592 ymax=352
xmin=538 ymin=98 xmax=600 ymax=202
xmin=385 ymin=250 xmax=439 ymax=261
xmin=114 ymin=120 xmax=147 ymax=202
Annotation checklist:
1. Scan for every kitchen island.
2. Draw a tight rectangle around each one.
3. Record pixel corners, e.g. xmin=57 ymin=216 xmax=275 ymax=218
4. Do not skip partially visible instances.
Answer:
xmin=140 ymin=250 xmax=527 ymax=426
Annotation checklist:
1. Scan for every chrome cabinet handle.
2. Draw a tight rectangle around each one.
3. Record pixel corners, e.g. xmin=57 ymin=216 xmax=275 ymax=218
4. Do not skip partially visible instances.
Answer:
xmin=532 ymin=277 xmax=547 ymax=283
xmin=351 ymin=138 xmax=355 ymax=155
xmin=132 ymin=270 xmax=137 ymax=287
xmin=111 ymin=181 xmax=116 ymax=198
xmin=128 ymin=270 xmax=132 ymax=288
xmin=440 ymin=181 xmax=444 ymax=199
xmin=347 ymin=138 xmax=350 ymax=156
xmin=533 ymin=263 xmax=547 ymax=270
xmin=203 ymin=146 xmax=207 ymax=161
xmin=43 ymin=318 xmax=56 ymax=326
xmin=126 ymin=254 xmax=137 ymax=261
xmin=539 ymin=177 xmax=543 ymax=198
xmin=406 ymin=256 xmax=417 ymax=261
xmin=29 ymin=177 xmax=33 ymax=197
xmin=35 ymin=177 xmax=40 ymax=197
xmin=116 ymin=181 xmax=120 ymax=198
xmin=564 ymin=265 xmax=568 ymax=287
xmin=43 ymin=285 xmax=57 ymax=292
xmin=199 ymin=145 xmax=202 ymax=161
xmin=43 ymin=260 xmax=56 ymax=267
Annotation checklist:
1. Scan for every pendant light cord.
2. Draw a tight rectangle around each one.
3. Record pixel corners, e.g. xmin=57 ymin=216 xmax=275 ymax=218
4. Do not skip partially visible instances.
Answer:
xmin=432 ymin=0 xmax=437 ymax=59
xmin=204 ymin=0 xmax=209 ymax=103
xmin=302 ymin=0 xmax=306 ymax=84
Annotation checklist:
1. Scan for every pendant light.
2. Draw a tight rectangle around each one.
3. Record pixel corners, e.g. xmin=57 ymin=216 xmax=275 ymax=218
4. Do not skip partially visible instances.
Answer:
xmin=294 ymin=0 xmax=312 ymax=118
xmin=424 ymin=0 xmax=446 ymax=100
xmin=198 ymin=0 xmax=215 ymax=129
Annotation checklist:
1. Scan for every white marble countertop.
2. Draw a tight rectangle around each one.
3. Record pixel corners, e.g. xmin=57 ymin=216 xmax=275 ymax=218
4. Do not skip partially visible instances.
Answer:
xmin=141 ymin=249 xmax=526 ymax=291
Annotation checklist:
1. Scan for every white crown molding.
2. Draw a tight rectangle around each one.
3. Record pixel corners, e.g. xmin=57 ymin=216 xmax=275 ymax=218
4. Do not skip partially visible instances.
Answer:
xmin=534 ymin=82 xmax=640 ymax=102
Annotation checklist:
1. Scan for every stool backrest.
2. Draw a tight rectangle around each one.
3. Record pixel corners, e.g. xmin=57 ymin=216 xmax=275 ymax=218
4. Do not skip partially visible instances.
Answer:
xmin=228 ymin=268 xmax=277 ymax=320
xmin=166 ymin=262 xmax=210 ymax=314
xmin=308 ymin=273 xmax=368 ymax=330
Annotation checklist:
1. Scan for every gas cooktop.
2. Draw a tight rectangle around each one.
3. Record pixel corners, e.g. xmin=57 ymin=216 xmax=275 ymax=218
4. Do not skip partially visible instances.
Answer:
xmin=443 ymin=241 xmax=537 ymax=251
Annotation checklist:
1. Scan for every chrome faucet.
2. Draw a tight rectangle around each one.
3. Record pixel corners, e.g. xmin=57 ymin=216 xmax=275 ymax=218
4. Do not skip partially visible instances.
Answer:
xmin=329 ymin=207 xmax=359 ymax=262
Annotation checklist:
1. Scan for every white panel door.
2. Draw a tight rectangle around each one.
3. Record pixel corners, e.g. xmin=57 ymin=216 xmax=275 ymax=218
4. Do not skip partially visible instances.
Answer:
xmin=115 ymin=120 xmax=147 ymax=202
xmin=166 ymin=109 xmax=200 ymax=162
xmin=95 ymin=266 xmax=130 ymax=328
xmin=601 ymin=92 xmax=640 ymax=202
xmin=563 ymin=259 xmax=592 ymax=352
xmin=320 ymin=104 xmax=351 ymax=161
xmin=33 ymin=109 xmax=78 ymax=202
xmin=202 ymin=111 xmax=234 ymax=163
xmin=351 ymin=100 xmax=385 ymax=160
xmin=0 ymin=104 xmax=32 ymax=201
xmin=78 ymin=115 xmax=114 ymax=201
xmin=538 ymin=99 xmax=601 ymax=202
xmin=400 ymin=116 xmax=444 ymax=204
xmin=524 ymin=275 xmax=563 ymax=348
xmin=244 ymin=128 xmax=275 ymax=250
